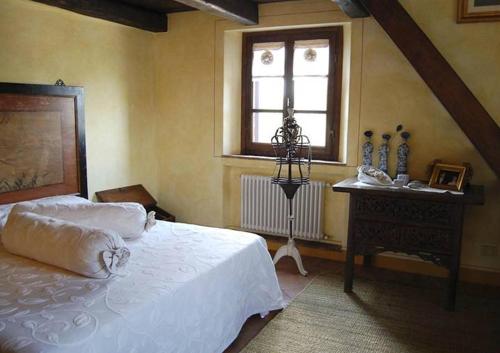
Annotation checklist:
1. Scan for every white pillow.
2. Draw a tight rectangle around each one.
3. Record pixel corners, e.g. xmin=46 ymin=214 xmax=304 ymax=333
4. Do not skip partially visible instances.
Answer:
xmin=11 ymin=202 xmax=156 ymax=240
xmin=2 ymin=211 xmax=130 ymax=279
xmin=0 ymin=195 xmax=90 ymax=233
xmin=25 ymin=195 xmax=91 ymax=205
xmin=0 ymin=204 xmax=12 ymax=231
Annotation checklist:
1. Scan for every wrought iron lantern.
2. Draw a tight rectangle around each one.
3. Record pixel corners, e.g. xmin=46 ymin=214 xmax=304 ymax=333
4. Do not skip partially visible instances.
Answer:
xmin=271 ymin=106 xmax=311 ymax=276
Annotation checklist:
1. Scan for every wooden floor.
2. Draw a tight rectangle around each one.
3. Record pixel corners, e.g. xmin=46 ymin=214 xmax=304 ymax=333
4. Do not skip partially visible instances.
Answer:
xmin=224 ymin=255 xmax=500 ymax=353
xmin=223 ymin=256 xmax=325 ymax=353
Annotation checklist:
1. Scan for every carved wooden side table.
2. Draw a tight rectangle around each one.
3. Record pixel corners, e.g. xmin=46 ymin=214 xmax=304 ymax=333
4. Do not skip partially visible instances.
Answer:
xmin=333 ymin=178 xmax=484 ymax=311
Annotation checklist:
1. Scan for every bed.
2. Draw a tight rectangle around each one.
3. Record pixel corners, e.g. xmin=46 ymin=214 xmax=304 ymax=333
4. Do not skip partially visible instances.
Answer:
xmin=0 ymin=220 xmax=283 ymax=353
xmin=0 ymin=82 xmax=284 ymax=353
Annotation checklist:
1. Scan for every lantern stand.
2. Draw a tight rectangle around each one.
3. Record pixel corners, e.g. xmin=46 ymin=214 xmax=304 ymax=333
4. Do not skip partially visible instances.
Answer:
xmin=271 ymin=107 xmax=312 ymax=276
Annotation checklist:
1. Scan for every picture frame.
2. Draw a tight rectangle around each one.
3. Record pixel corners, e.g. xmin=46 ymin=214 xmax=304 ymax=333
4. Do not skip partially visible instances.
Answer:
xmin=457 ymin=0 xmax=500 ymax=23
xmin=429 ymin=163 xmax=467 ymax=191
xmin=0 ymin=82 xmax=87 ymax=204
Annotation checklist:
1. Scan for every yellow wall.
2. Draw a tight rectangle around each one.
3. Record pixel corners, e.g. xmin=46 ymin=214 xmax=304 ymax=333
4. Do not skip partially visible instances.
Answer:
xmin=153 ymin=13 xmax=224 ymax=227
xmin=153 ymin=0 xmax=500 ymax=274
xmin=0 ymin=0 xmax=159 ymax=198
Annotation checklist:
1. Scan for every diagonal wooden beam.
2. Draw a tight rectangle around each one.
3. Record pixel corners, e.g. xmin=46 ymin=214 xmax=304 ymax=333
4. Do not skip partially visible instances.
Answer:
xmin=333 ymin=0 xmax=369 ymax=18
xmin=173 ymin=0 xmax=258 ymax=25
xmin=32 ymin=0 xmax=168 ymax=32
xmin=357 ymin=0 xmax=500 ymax=177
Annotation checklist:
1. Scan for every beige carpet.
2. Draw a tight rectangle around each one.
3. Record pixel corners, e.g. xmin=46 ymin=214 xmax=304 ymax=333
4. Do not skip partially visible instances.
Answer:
xmin=242 ymin=273 xmax=500 ymax=353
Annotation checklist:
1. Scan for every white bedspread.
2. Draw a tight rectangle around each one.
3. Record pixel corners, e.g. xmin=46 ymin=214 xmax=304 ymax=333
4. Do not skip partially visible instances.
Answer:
xmin=0 ymin=221 xmax=284 ymax=353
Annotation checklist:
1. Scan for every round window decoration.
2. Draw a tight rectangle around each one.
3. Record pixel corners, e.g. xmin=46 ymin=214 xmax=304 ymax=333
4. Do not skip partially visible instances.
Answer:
xmin=261 ymin=50 xmax=274 ymax=65
xmin=304 ymin=48 xmax=317 ymax=62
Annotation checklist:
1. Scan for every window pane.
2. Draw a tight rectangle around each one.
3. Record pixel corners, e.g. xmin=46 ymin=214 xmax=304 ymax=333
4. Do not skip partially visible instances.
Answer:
xmin=253 ymin=77 xmax=284 ymax=110
xmin=252 ymin=42 xmax=285 ymax=77
xmin=252 ymin=112 xmax=283 ymax=143
xmin=293 ymin=40 xmax=330 ymax=76
xmin=294 ymin=77 xmax=328 ymax=111
xmin=295 ymin=113 xmax=327 ymax=147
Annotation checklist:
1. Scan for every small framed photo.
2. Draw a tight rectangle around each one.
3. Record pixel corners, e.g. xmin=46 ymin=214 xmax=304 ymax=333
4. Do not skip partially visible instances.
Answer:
xmin=429 ymin=163 xmax=467 ymax=191
xmin=457 ymin=0 xmax=500 ymax=23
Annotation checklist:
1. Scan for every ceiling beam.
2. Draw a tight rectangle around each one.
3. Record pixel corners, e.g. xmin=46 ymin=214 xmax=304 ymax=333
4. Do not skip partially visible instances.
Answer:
xmin=173 ymin=0 xmax=258 ymax=25
xmin=355 ymin=0 xmax=500 ymax=177
xmin=32 ymin=0 xmax=168 ymax=32
xmin=333 ymin=0 xmax=369 ymax=18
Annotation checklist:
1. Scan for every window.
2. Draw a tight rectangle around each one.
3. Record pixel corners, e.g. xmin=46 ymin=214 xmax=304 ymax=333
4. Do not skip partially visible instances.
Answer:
xmin=241 ymin=27 xmax=343 ymax=161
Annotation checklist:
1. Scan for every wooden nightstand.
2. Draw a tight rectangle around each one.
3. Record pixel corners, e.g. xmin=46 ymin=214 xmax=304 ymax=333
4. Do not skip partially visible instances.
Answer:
xmin=95 ymin=184 xmax=175 ymax=222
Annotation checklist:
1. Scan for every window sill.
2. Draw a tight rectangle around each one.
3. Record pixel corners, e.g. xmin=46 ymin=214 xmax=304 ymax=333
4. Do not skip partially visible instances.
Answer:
xmin=221 ymin=154 xmax=348 ymax=166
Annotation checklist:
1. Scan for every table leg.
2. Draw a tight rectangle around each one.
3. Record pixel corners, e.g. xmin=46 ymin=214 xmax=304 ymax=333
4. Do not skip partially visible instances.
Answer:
xmin=446 ymin=265 xmax=458 ymax=311
xmin=344 ymin=246 xmax=355 ymax=292
xmin=344 ymin=195 xmax=357 ymax=293
xmin=363 ymin=255 xmax=372 ymax=267
xmin=446 ymin=205 xmax=464 ymax=311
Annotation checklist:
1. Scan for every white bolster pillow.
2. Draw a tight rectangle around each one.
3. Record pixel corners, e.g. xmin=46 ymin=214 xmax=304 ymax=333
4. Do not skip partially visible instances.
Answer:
xmin=2 ymin=212 xmax=130 ymax=279
xmin=11 ymin=202 xmax=156 ymax=240
xmin=0 ymin=195 xmax=91 ymax=234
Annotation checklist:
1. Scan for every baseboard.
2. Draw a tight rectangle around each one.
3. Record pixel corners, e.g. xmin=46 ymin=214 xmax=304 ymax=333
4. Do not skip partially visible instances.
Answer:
xmin=264 ymin=237 xmax=500 ymax=287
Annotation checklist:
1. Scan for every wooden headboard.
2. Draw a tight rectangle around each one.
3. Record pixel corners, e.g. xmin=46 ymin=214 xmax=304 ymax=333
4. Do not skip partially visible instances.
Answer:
xmin=0 ymin=82 xmax=87 ymax=204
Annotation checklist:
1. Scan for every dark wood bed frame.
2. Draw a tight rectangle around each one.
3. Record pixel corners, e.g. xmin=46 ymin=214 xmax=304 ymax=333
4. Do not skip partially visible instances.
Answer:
xmin=0 ymin=82 xmax=87 ymax=203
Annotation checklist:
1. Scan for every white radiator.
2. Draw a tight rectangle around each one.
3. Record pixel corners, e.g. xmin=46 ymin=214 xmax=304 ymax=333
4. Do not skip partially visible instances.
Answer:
xmin=240 ymin=175 xmax=325 ymax=240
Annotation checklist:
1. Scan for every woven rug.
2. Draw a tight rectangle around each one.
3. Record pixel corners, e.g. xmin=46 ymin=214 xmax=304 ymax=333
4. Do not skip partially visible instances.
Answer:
xmin=242 ymin=273 xmax=500 ymax=353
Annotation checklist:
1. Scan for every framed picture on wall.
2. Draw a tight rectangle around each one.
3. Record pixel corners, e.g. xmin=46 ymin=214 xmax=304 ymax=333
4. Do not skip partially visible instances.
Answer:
xmin=457 ymin=0 xmax=500 ymax=23
xmin=429 ymin=163 xmax=467 ymax=191
xmin=0 ymin=82 xmax=87 ymax=203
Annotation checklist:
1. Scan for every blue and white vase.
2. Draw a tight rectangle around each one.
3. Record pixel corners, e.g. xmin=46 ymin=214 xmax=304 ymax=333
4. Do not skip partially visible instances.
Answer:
xmin=362 ymin=130 xmax=374 ymax=166
xmin=396 ymin=131 xmax=410 ymax=176
xmin=378 ymin=134 xmax=391 ymax=174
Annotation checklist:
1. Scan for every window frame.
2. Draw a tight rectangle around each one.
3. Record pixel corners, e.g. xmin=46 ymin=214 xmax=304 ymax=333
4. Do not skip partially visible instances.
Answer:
xmin=241 ymin=26 xmax=343 ymax=161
